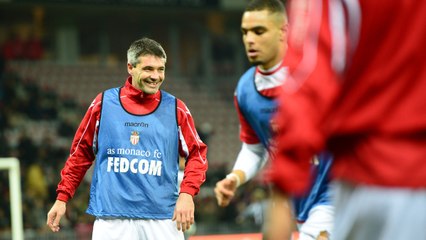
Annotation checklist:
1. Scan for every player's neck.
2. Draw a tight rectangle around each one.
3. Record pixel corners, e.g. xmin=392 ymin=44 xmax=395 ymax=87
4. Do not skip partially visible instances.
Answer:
xmin=258 ymin=60 xmax=283 ymax=74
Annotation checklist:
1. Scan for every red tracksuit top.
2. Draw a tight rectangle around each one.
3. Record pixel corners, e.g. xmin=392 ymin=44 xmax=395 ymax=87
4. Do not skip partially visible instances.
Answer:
xmin=269 ymin=0 xmax=426 ymax=195
xmin=56 ymin=77 xmax=208 ymax=202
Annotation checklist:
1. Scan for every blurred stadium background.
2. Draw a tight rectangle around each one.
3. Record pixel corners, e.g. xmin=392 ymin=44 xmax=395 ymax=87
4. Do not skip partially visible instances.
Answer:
xmin=0 ymin=0 xmax=269 ymax=239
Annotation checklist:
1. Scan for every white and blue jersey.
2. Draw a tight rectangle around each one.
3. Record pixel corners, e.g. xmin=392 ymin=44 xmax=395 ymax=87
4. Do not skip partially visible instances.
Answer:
xmin=236 ymin=66 xmax=332 ymax=223
xmin=86 ymin=88 xmax=179 ymax=219
xmin=236 ymin=67 xmax=276 ymax=147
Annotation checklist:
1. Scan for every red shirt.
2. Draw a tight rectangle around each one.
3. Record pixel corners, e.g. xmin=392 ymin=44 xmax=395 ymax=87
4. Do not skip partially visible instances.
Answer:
xmin=270 ymin=0 xmax=426 ymax=195
xmin=57 ymin=77 xmax=208 ymax=201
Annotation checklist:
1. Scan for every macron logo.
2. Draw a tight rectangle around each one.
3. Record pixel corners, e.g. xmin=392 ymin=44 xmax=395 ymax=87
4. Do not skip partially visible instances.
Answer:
xmin=124 ymin=122 xmax=149 ymax=128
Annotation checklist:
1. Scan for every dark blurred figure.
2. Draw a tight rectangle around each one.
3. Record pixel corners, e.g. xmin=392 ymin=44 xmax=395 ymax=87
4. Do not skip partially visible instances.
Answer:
xmin=2 ymin=31 xmax=26 ymax=60
xmin=1 ymin=28 xmax=44 ymax=61
xmin=24 ymin=31 xmax=44 ymax=60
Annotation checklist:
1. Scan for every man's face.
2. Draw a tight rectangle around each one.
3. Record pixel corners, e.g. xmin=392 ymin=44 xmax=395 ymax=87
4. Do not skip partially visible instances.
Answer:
xmin=241 ymin=10 xmax=286 ymax=69
xmin=128 ymin=55 xmax=166 ymax=94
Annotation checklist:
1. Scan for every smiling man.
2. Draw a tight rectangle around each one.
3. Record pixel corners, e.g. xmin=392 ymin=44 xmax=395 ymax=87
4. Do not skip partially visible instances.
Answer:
xmin=46 ymin=37 xmax=208 ymax=240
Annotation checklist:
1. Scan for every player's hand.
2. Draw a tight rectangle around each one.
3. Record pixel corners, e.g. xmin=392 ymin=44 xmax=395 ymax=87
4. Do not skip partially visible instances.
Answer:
xmin=316 ymin=231 xmax=330 ymax=240
xmin=172 ymin=193 xmax=194 ymax=232
xmin=46 ymin=200 xmax=66 ymax=232
xmin=214 ymin=176 xmax=238 ymax=207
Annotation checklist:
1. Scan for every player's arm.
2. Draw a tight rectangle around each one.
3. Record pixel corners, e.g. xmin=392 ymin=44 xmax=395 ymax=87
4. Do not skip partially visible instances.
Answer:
xmin=175 ymin=99 xmax=208 ymax=196
xmin=47 ymin=94 xmax=102 ymax=232
xmin=215 ymin=142 xmax=267 ymax=207
xmin=232 ymin=142 xmax=267 ymax=184
xmin=56 ymin=94 xmax=102 ymax=201
xmin=173 ymin=99 xmax=208 ymax=232
xmin=214 ymin=97 xmax=267 ymax=207
xmin=231 ymin=95 xmax=267 ymax=184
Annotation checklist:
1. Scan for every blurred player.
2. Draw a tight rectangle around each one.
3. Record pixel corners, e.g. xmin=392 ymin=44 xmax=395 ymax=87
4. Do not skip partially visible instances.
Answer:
xmin=46 ymin=37 xmax=208 ymax=240
xmin=213 ymin=0 xmax=333 ymax=239
xmin=267 ymin=0 xmax=426 ymax=239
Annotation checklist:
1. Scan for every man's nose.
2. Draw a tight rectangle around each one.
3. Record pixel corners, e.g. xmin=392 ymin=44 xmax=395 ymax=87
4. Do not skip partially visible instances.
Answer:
xmin=150 ymin=70 xmax=161 ymax=79
xmin=246 ymin=31 xmax=256 ymax=43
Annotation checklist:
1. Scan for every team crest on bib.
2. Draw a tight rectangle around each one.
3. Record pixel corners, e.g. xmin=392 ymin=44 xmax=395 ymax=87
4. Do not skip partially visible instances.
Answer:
xmin=130 ymin=131 xmax=140 ymax=145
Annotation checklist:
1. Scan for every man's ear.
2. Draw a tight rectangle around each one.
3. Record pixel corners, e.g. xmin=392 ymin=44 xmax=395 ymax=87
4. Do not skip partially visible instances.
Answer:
xmin=280 ymin=23 xmax=289 ymax=42
xmin=282 ymin=23 xmax=289 ymax=33
xmin=127 ymin=63 xmax=133 ymax=75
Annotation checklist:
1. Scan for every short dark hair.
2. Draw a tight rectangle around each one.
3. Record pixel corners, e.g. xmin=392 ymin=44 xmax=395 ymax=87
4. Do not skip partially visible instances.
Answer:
xmin=127 ymin=37 xmax=167 ymax=67
xmin=245 ymin=0 xmax=286 ymax=13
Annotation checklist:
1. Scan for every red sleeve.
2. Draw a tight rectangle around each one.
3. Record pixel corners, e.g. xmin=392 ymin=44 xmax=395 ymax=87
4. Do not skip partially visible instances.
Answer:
xmin=269 ymin=0 xmax=340 ymax=195
xmin=56 ymin=93 xmax=103 ymax=202
xmin=176 ymin=99 xmax=208 ymax=197
xmin=234 ymin=96 xmax=260 ymax=144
